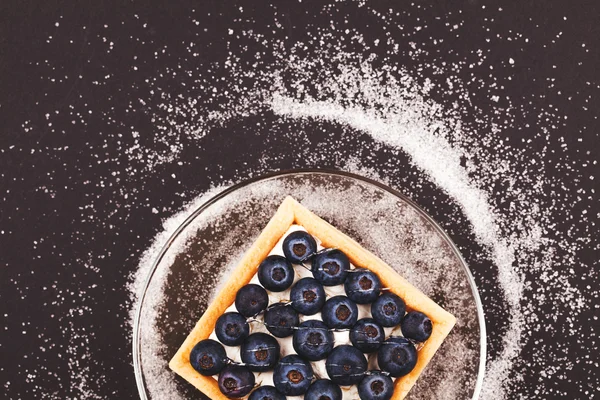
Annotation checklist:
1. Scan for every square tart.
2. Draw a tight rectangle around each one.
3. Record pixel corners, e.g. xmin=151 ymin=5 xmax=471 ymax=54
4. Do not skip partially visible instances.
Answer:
xmin=169 ymin=196 xmax=456 ymax=400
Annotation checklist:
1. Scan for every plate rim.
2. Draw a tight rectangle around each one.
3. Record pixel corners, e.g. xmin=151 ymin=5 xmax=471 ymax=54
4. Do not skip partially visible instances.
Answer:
xmin=132 ymin=168 xmax=487 ymax=400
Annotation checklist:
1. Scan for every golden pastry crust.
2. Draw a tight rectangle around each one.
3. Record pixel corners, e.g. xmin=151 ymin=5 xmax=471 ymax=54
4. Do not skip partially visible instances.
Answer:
xmin=169 ymin=196 xmax=456 ymax=400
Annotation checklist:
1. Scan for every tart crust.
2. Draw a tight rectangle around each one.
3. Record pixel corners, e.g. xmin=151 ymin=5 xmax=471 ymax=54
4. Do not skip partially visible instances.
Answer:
xmin=169 ymin=196 xmax=456 ymax=400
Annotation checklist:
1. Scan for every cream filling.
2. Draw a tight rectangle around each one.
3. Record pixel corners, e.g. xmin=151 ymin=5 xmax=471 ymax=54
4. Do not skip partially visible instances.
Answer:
xmin=210 ymin=225 xmax=402 ymax=399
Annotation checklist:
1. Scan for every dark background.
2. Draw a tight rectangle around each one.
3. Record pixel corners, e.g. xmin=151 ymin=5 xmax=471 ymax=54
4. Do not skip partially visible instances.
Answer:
xmin=0 ymin=1 xmax=598 ymax=399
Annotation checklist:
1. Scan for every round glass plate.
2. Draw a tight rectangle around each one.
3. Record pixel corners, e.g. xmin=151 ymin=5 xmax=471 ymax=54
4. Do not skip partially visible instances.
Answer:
xmin=133 ymin=170 xmax=486 ymax=400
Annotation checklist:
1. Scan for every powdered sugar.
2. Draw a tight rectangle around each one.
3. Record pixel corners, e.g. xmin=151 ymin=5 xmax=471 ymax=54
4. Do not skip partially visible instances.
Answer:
xmin=6 ymin=3 xmax=597 ymax=400
xmin=128 ymin=19 xmax=593 ymax=398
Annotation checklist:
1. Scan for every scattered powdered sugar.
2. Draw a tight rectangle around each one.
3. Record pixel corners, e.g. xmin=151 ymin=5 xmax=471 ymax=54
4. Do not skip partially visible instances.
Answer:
xmin=11 ymin=3 xmax=595 ymax=400
xmin=128 ymin=185 xmax=229 ymax=320
xmin=129 ymin=184 xmax=234 ymax=398
xmin=126 ymin=12 xmax=595 ymax=399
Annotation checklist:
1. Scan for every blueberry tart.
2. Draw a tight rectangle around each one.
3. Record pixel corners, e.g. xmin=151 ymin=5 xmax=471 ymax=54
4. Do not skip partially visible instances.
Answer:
xmin=169 ymin=197 xmax=456 ymax=400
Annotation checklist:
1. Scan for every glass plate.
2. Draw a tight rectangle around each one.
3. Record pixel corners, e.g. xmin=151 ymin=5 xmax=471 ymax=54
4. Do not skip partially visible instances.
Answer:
xmin=132 ymin=170 xmax=486 ymax=400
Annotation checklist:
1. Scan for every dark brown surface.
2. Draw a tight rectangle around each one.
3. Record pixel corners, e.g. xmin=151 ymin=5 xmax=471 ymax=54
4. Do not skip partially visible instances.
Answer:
xmin=0 ymin=1 xmax=598 ymax=398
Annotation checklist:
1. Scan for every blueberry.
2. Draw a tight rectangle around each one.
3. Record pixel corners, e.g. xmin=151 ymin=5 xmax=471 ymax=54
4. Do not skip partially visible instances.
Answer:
xmin=350 ymin=318 xmax=385 ymax=353
xmin=283 ymin=230 xmax=318 ymax=263
xmin=401 ymin=311 xmax=433 ymax=342
xmin=358 ymin=371 xmax=394 ymax=400
xmin=344 ymin=268 xmax=381 ymax=304
xmin=377 ymin=337 xmax=417 ymax=377
xmin=264 ymin=303 xmax=300 ymax=338
xmin=326 ymin=345 xmax=368 ymax=386
xmin=311 ymin=249 xmax=350 ymax=286
xmin=293 ymin=320 xmax=334 ymax=361
xmin=215 ymin=312 xmax=250 ymax=346
xmin=189 ymin=339 xmax=228 ymax=376
xmin=273 ymin=354 xmax=314 ymax=396
xmin=371 ymin=293 xmax=406 ymax=327
xmin=321 ymin=295 xmax=358 ymax=329
xmin=217 ymin=364 xmax=255 ymax=398
xmin=249 ymin=385 xmax=286 ymax=400
xmin=290 ymin=277 xmax=326 ymax=315
xmin=241 ymin=333 xmax=280 ymax=372
xmin=236 ymin=284 xmax=269 ymax=317
xmin=305 ymin=379 xmax=343 ymax=400
xmin=258 ymin=255 xmax=295 ymax=292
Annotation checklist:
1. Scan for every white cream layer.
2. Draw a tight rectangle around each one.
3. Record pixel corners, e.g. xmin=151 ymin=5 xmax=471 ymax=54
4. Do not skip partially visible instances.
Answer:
xmin=210 ymin=225 xmax=401 ymax=399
